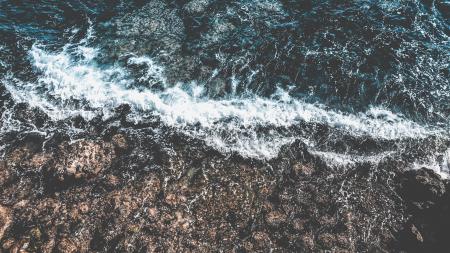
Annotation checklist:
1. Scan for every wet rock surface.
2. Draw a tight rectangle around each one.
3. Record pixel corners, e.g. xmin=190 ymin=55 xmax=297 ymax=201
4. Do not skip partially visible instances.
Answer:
xmin=0 ymin=110 xmax=448 ymax=252
xmin=397 ymin=168 xmax=450 ymax=252
xmin=0 ymin=205 xmax=12 ymax=240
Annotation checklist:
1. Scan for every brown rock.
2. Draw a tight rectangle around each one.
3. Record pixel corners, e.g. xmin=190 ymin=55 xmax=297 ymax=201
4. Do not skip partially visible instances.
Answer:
xmin=148 ymin=207 xmax=159 ymax=219
xmin=127 ymin=224 xmax=140 ymax=233
xmin=0 ymin=205 xmax=12 ymax=240
xmin=318 ymin=233 xmax=335 ymax=249
xmin=79 ymin=203 xmax=89 ymax=214
xmin=2 ymin=238 xmax=15 ymax=250
xmin=112 ymin=134 xmax=128 ymax=150
xmin=292 ymin=218 xmax=307 ymax=231
xmin=0 ymin=161 xmax=10 ymax=185
xmin=51 ymin=140 xmax=115 ymax=181
xmin=249 ymin=231 xmax=272 ymax=250
xmin=172 ymin=211 xmax=190 ymax=230
xmin=335 ymin=234 xmax=351 ymax=248
xmin=7 ymin=145 xmax=33 ymax=166
xmin=106 ymin=175 xmax=119 ymax=186
xmin=3 ymin=141 xmax=51 ymax=174
xmin=411 ymin=224 xmax=423 ymax=243
xmin=165 ymin=193 xmax=177 ymax=206
xmin=57 ymin=238 xmax=77 ymax=253
xmin=266 ymin=211 xmax=286 ymax=226
xmin=7 ymin=238 xmax=30 ymax=253
xmin=30 ymin=227 xmax=42 ymax=240
xmin=300 ymin=235 xmax=315 ymax=250
xmin=28 ymin=153 xmax=51 ymax=168
xmin=293 ymin=163 xmax=314 ymax=176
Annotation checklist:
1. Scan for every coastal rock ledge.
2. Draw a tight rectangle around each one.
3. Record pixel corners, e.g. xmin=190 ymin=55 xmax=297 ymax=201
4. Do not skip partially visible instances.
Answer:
xmin=0 ymin=126 xmax=449 ymax=252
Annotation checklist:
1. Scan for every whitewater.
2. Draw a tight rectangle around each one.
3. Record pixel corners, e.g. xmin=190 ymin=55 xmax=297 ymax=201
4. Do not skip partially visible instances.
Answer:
xmin=2 ymin=35 xmax=449 ymax=177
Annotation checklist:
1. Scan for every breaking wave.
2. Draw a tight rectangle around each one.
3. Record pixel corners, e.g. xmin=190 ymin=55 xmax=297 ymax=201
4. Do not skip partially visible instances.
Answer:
xmin=3 ymin=39 xmax=448 ymax=168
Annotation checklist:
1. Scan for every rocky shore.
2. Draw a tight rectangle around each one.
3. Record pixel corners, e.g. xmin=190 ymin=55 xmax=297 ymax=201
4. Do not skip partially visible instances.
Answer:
xmin=1 ymin=0 xmax=449 ymax=252
xmin=0 ymin=101 xmax=449 ymax=252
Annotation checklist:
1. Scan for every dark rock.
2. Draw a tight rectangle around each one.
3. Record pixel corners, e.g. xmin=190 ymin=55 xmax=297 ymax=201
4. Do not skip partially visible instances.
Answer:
xmin=399 ymin=168 xmax=446 ymax=202
xmin=397 ymin=168 xmax=450 ymax=252
xmin=11 ymin=103 xmax=51 ymax=128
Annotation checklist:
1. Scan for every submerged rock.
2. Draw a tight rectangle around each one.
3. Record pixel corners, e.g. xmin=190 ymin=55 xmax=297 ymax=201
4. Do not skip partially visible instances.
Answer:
xmin=100 ymin=0 xmax=184 ymax=59
xmin=400 ymin=168 xmax=446 ymax=202
xmin=183 ymin=0 xmax=213 ymax=15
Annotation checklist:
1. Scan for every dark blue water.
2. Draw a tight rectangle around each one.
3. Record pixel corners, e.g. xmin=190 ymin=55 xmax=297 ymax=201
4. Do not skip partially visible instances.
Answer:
xmin=1 ymin=0 xmax=449 ymax=121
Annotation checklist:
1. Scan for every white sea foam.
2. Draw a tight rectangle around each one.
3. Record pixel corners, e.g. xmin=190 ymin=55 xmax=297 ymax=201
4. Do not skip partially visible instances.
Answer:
xmin=410 ymin=148 xmax=450 ymax=179
xmin=310 ymin=150 xmax=397 ymax=167
xmin=3 ymin=42 xmax=446 ymax=162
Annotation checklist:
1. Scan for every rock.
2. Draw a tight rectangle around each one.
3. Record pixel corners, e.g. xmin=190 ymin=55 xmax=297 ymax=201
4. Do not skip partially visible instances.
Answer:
xmin=106 ymin=175 xmax=119 ymax=187
xmin=0 ymin=205 xmax=12 ymax=240
xmin=293 ymin=163 xmax=314 ymax=176
xmin=49 ymin=140 xmax=115 ymax=182
xmin=300 ymin=235 xmax=315 ymax=251
xmin=79 ymin=203 xmax=89 ymax=214
xmin=2 ymin=238 xmax=15 ymax=251
xmin=111 ymin=133 xmax=128 ymax=150
xmin=0 ymin=1 xmax=449 ymax=252
xmin=266 ymin=211 xmax=286 ymax=227
xmin=11 ymin=103 xmax=50 ymax=128
xmin=400 ymin=168 xmax=446 ymax=202
xmin=396 ymin=167 xmax=450 ymax=251
xmin=57 ymin=238 xmax=77 ymax=253
xmin=28 ymin=153 xmax=52 ymax=168
xmin=335 ymin=234 xmax=352 ymax=249
xmin=165 ymin=193 xmax=178 ymax=206
xmin=7 ymin=143 xmax=38 ymax=166
xmin=30 ymin=227 xmax=42 ymax=240
xmin=252 ymin=231 xmax=272 ymax=249
xmin=411 ymin=224 xmax=423 ymax=243
xmin=0 ymin=161 xmax=10 ymax=185
xmin=318 ymin=233 xmax=335 ymax=249
xmin=292 ymin=218 xmax=307 ymax=231
xmin=4 ymin=135 xmax=49 ymax=169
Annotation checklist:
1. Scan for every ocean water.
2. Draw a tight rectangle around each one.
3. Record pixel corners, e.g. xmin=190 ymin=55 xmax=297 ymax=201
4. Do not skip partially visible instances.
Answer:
xmin=0 ymin=0 xmax=449 ymax=176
